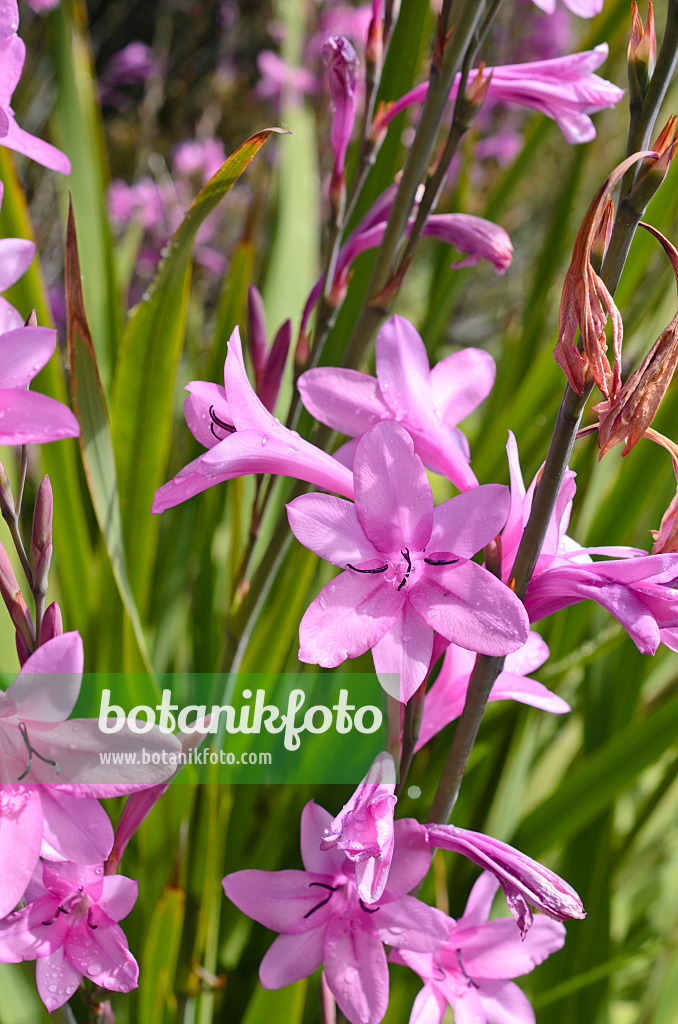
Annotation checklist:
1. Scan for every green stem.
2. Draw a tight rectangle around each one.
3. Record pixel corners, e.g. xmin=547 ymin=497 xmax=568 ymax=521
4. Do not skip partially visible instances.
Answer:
xmin=340 ymin=0 xmax=488 ymax=372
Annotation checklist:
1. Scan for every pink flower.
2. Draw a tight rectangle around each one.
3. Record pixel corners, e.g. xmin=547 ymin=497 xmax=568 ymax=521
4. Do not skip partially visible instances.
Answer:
xmin=427 ymin=825 xmax=585 ymax=938
xmin=502 ymin=432 xmax=678 ymax=654
xmin=298 ymin=202 xmax=512 ymax=343
xmin=0 ymin=860 xmax=138 ymax=1011
xmin=320 ymin=751 xmax=396 ymax=903
xmin=416 ymin=631 xmax=569 ymax=750
xmin=0 ymin=786 xmax=113 ymax=919
xmin=379 ymin=44 xmax=623 ymax=145
xmin=153 ymin=327 xmax=354 ymax=513
xmin=286 ymin=421 xmax=529 ymax=701
xmin=0 ymin=322 xmax=80 ymax=444
xmin=0 ymin=632 xmax=182 ymax=786
xmin=223 ymin=801 xmax=449 ymax=1024
xmin=0 ymin=33 xmax=70 ymax=173
xmin=298 ymin=315 xmax=496 ymax=492
xmin=392 ymin=872 xmax=567 ymax=1024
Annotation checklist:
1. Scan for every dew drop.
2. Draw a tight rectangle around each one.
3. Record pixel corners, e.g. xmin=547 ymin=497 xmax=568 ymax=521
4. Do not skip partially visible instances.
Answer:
xmin=261 ymin=435 xmax=269 ymax=447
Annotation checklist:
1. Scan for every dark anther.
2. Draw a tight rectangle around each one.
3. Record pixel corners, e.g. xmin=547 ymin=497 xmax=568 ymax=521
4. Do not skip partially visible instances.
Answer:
xmin=304 ymin=882 xmax=339 ymax=918
xmin=88 ymin=908 xmax=98 ymax=930
xmin=17 ymin=722 xmax=60 ymax=782
xmin=347 ymin=563 xmax=388 ymax=574
xmin=42 ymin=907 xmax=64 ymax=926
xmin=209 ymin=405 xmax=236 ymax=440
xmin=423 ymin=557 xmax=459 ymax=566
xmin=456 ymin=949 xmax=479 ymax=989
xmin=397 ymin=547 xmax=412 ymax=591
xmin=359 ymin=899 xmax=380 ymax=914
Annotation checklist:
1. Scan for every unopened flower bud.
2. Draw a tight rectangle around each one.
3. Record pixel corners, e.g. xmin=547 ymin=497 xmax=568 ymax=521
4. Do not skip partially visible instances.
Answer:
xmin=260 ymin=319 xmax=291 ymax=413
xmin=597 ymin=224 xmax=678 ymax=456
xmin=30 ymin=475 xmax=53 ymax=596
xmin=0 ymin=459 xmax=14 ymax=521
xmin=461 ymin=64 xmax=492 ymax=125
xmin=40 ymin=600 xmax=64 ymax=645
xmin=247 ymin=285 xmax=269 ymax=389
xmin=627 ymin=117 xmax=678 ymax=211
xmin=0 ymin=541 xmax=36 ymax=652
xmin=628 ymin=2 xmax=656 ymax=103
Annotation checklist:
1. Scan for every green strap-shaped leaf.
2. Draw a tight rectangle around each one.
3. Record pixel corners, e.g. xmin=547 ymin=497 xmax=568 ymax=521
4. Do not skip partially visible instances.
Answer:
xmin=65 ymin=199 xmax=153 ymax=673
xmin=111 ymin=128 xmax=287 ymax=614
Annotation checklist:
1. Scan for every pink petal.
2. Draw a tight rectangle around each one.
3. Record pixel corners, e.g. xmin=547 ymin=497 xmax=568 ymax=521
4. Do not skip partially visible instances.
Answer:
xmin=200 ymin=426 xmax=355 ymax=499
xmin=65 ymin=921 xmax=138 ymax=992
xmin=504 ymin=631 xmax=549 ymax=675
xmin=376 ymin=316 xmax=432 ymax=418
xmin=0 ymin=297 xmax=23 ymax=332
xmin=1 ymin=113 xmax=71 ymax=174
xmin=0 ymin=389 xmax=80 ymax=445
xmin=0 ymin=0 xmax=19 ymax=39
xmin=324 ymin=915 xmax=389 ymax=1024
xmin=184 ymin=379 xmax=232 ymax=449
xmin=383 ymin=818 xmax=432 ymax=897
xmin=298 ymin=570 xmax=402 ymax=668
xmin=0 ymin=239 xmax=35 ymax=293
xmin=488 ymin=673 xmax=570 ymax=714
xmin=36 ymin=947 xmax=82 ymax=1011
xmin=23 ymin=719 xmax=182 ymax=785
xmin=429 ymin=485 xmax=510 ymax=558
xmin=372 ymin=602 xmax=434 ymax=702
xmin=223 ymin=868 xmax=337 ymax=934
xmin=0 ymin=786 xmax=43 ymax=917
xmin=458 ymin=871 xmax=499 ymax=927
xmin=429 ymin=348 xmax=496 ymax=427
xmin=301 ymin=800 xmax=348 ymax=876
xmin=286 ymin=493 xmax=380 ymax=567
xmin=476 ymin=979 xmax=536 ymax=1024
xmin=0 ymin=33 xmax=23 ymax=105
xmin=452 ymin=916 xmax=565 ymax=979
xmin=408 ymin=984 xmax=447 ymax=1024
xmin=297 ymin=366 xmax=390 ymax=436
xmin=100 ymin=875 xmax=139 ymax=922
xmin=410 ymin=561 xmax=529 ymax=655
xmin=259 ymin=929 xmax=326 ymax=987
xmin=354 ymin=421 xmax=433 ymax=553
xmin=40 ymin=789 xmax=113 ymax=863
xmin=375 ymin=894 xmax=450 ymax=951
xmin=153 ymin=452 xmax=228 ymax=512
xmin=9 ymin=632 xmax=83 ymax=721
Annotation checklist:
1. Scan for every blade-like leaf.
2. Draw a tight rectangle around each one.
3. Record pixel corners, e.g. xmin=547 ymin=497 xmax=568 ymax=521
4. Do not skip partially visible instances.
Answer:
xmin=65 ymin=198 xmax=153 ymax=673
xmin=111 ymin=128 xmax=287 ymax=614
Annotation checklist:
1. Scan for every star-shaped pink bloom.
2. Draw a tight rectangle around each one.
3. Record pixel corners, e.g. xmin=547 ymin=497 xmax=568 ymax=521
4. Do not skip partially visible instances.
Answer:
xmin=379 ymin=44 xmax=623 ymax=145
xmin=153 ymin=326 xmax=354 ymax=513
xmin=416 ymin=631 xmax=570 ymax=751
xmin=0 ymin=860 xmax=138 ymax=1011
xmin=287 ymin=421 xmax=529 ymax=701
xmin=223 ymin=801 xmax=449 ymax=1024
xmin=0 ymin=34 xmax=70 ymax=173
xmin=298 ymin=315 xmax=495 ymax=491
xmin=502 ymin=432 xmax=678 ymax=654
xmin=391 ymin=872 xmax=567 ymax=1024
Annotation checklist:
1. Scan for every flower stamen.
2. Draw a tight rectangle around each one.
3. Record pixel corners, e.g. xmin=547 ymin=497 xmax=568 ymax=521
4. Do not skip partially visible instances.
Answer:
xmin=456 ymin=949 xmax=479 ymax=989
xmin=17 ymin=721 xmax=60 ymax=782
xmin=304 ymin=882 xmax=339 ymax=918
